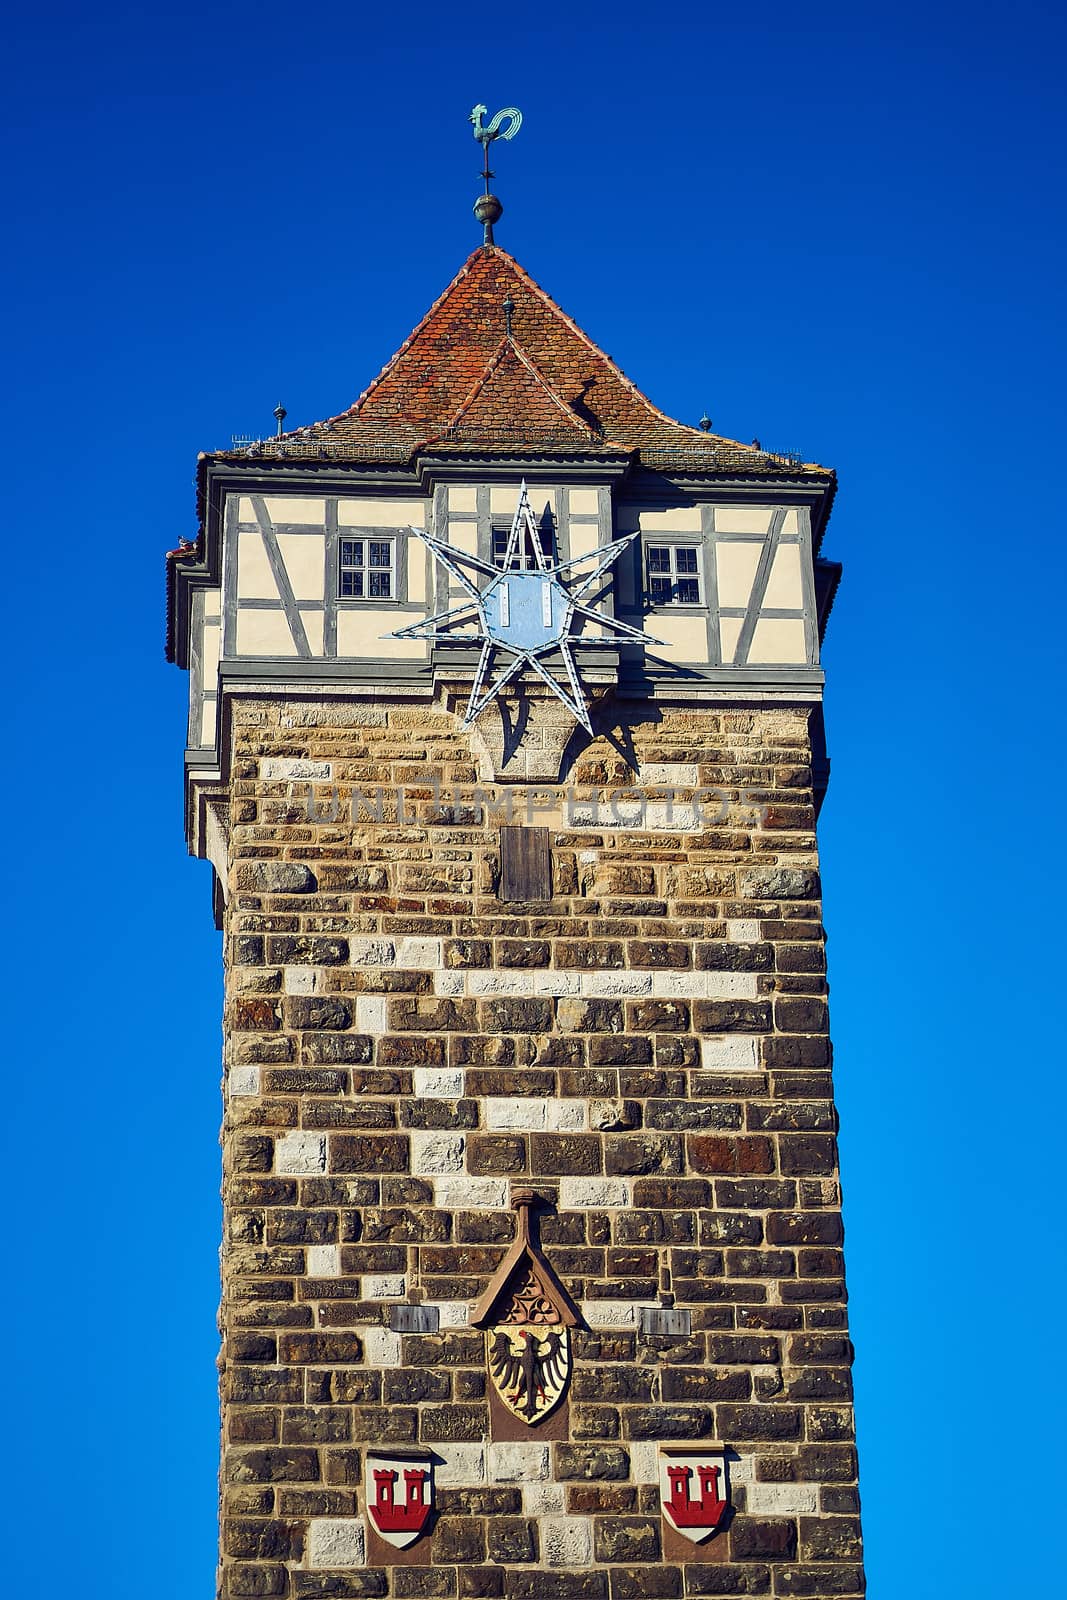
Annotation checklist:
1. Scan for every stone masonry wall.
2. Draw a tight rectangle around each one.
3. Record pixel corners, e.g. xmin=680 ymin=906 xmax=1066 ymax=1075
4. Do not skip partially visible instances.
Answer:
xmin=219 ymin=698 xmax=863 ymax=1600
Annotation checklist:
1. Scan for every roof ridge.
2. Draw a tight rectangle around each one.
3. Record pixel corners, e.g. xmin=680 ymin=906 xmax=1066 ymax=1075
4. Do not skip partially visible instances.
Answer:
xmin=429 ymin=335 xmax=602 ymax=444
xmin=486 ymin=248 xmax=772 ymax=460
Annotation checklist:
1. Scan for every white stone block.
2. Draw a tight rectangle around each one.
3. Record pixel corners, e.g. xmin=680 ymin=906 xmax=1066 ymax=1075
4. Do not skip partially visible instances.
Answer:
xmin=276 ymin=1132 xmax=327 ymax=1174
xmin=704 ymin=971 xmax=758 ymax=1000
xmin=434 ymin=969 xmax=466 ymax=996
xmin=468 ymin=971 xmax=530 ymax=996
xmin=542 ymin=1516 xmax=593 ymax=1567
xmin=412 ymin=1132 xmax=465 ymax=1175
xmin=434 ymin=1177 xmax=508 ymax=1210
xmin=560 ymin=1178 xmax=630 ymax=1210
xmin=284 ymin=966 xmax=319 ymax=995
xmin=229 ymin=1066 xmax=260 ymax=1097
xmin=486 ymin=1098 xmax=547 ymax=1131
xmin=307 ymin=1518 xmax=365 ymax=1568
xmin=651 ymin=971 xmax=707 ymax=997
xmin=396 ymin=937 xmax=441 ymax=969
xmin=261 ymin=758 xmax=332 ymax=781
xmin=580 ymin=1300 xmax=638 ymax=1328
xmin=306 ymin=1245 xmax=340 ymax=1277
xmin=726 ymin=1453 xmax=753 ymax=1483
xmin=361 ymin=1326 xmax=402 ymax=1367
xmin=628 ymin=1443 xmax=659 ymax=1485
xmin=365 ymin=1274 xmax=406 ymax=1300
xmin=547 ymin=1099 xmax=586 ymax=1131
xmin=356 ymin=996 xmax=388 ymax=1034
xmin=523 ymin=1482 xmax=567 ymax=1515
xmin=581 ymin=970 xmax=653 ymax=997
xmin=489 ymin=1442 xmax=550 ymax=1481
xmin=349 ymin=938 xmax=396 ymax=967
xmin=728 ymin=918 xmax=761 ymax=942
xmin=532 ymin=970 xmax=582 ymax=996
xmin=414 ymin=1067 xmax=464 ymax=1099
xmin=644 ymin=801 xmax=699 ymax=830
xmin=434 ymin=1301 xmax=470 ymax=1328
xmin=434 ymin=1444 xmax=487 ymax=1485
xmin=701 ymin=1036 xmax=760 ymax=1071
xmin=639 ymin=762 xmax=699 ymax=787
xmin=746 ymin=1482 xmax=818 ymax=1515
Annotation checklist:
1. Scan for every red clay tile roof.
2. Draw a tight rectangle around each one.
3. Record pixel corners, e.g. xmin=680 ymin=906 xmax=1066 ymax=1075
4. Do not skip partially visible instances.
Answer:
xmin=218 ymin=246 xmax=831 ymax=477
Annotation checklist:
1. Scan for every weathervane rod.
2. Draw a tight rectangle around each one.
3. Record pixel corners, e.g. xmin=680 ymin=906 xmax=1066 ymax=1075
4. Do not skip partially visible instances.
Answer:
xmin=469 ymin=103 xmax=523 ymax=247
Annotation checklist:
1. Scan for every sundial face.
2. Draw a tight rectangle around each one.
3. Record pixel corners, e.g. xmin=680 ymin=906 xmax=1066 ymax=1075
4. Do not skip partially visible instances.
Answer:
xmin=389 ymin=481 xmax=655 ymax=734
xmin=483 ymin=571 xmax=570 ymax=651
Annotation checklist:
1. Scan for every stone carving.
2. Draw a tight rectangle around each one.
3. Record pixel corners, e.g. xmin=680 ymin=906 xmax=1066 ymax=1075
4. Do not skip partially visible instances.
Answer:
xmin=472 ymin=1189 xmax=578 ymax=1425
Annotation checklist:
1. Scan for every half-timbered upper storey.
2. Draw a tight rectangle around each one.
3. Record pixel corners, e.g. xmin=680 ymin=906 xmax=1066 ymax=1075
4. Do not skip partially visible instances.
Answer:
xmin=167 ymin=245 xmax=841 ymax=851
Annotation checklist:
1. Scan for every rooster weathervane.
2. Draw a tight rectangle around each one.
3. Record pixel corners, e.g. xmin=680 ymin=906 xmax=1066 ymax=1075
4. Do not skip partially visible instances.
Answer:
xmin=469 ymin=102 xmax=522 ymax=244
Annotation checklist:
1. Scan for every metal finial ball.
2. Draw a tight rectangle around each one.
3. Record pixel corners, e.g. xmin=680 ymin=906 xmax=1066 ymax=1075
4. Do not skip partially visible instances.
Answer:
xmin=474 ymin=194 xmax=503 ymax=225
xmin=698 ymin=414 xmax=712 ymax=432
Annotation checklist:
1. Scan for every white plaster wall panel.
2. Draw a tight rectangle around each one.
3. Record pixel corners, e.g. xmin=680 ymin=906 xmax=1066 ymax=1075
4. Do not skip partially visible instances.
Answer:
xmin=202 ymin=620 xmax=221 ymax=678
xmin=568 ymin=522 xmax=600 ymax=558
xmin=446 ymin=522 xmax=479 ymax=557
xmin=762 ymin=542 xmax=804 ymax=609
xmin=262 ymin=496 xmax=326 ymax=524
xmin=407 ymin=539 xmax=427 ymax=603
xmin=236 ymin=531 xmax=280 ymax=600
xmin=336 ymin=498 xmax=425 ymax=527
xmin=647 ymin=612 xmax=709 ymax=662
xmin=336 ymin=610 xmax=425 ymax=658
xmin=490 ymin=484 xmax=555 ymax=520
xmin=448 ymin=485 xmax=478 ymax=512
xmin=568 ymin=489 xmax=599 ymax=516
xmin=235 ymin=610 xmax=298 ymax=656
xmin=715 ymin=506 xmax=774 ymax=534
xmin=298 ymin=610 xmax=325 ymax=656
xmin=716 ymin=541 xmax=764 ymax=608
xmin=490 ymin=484 xmax=520 ymax=515
xmin=276 ymin=532 xmax=326 ymax=601
xmin=780 ymin=508 xmax=799 ymax=534
xmin=748 ymin=617 xmax=808 ymax=664
xmin=200 ymin=700 xmax=217 ymax=748
xmin=617 ymin=505 xmax=703 ymax=532
xmin=719 ymin=616 xmax=744 ymax=662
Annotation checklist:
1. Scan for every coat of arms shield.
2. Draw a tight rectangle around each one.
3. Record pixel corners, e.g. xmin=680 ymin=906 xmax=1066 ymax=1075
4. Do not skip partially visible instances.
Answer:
xmin=658 ymin=1445 xmax=729 ymax=1544
xmin=365 ymin=1448 xmax=434 ymax=1549
xmin=471 ymin=1188 xmax=579 ymax=1427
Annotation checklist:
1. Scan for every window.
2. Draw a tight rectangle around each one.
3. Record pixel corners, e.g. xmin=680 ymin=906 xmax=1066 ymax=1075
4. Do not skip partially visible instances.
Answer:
xmin=492 ymin=522 xmax=555 ymax=570
xmin=647 ymin=544 xmax=702 ymax=605
xmin=339 ymin=538 xmax=394 ymax=599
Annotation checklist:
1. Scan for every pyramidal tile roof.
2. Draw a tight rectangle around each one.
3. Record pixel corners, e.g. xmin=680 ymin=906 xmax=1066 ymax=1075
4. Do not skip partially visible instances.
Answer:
xmin=221 ymin=246 xmax=830 ymax=477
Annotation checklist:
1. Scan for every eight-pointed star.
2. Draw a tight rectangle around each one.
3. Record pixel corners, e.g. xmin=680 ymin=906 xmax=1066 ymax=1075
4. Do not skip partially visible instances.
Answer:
xmin=389 ymin=481 xmax=656 ymax=732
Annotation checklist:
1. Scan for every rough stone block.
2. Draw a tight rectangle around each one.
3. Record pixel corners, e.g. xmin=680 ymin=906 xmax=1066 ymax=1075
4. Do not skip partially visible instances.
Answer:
xmin=541 ymin=1514 xmax=594 ymax=1567
xmin=411 ymin=1132 xmax=466 ymax=1175
xmin=489 ymin=1443 xmax=550 ymax=1482
xmin=306 ymin=1518 xmax=366 ymax=1568
xmin=275 ymin=1133 xmax=327 ymax=1175
xmin=306 ymin=1244 xmax=341 ymax=1277
xmin=560 ymin=1178 xmax=630 ymax=1210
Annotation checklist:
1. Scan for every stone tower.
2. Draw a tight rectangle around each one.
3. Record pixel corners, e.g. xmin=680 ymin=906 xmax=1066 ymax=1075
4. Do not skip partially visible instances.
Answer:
xmin=167 ymin=234 xmax=862 ymax=1600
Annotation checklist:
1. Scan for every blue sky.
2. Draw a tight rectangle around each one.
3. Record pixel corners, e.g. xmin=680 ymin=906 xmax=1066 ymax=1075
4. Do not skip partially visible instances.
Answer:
xmin=2 ymin=2 xmax=1064 ymax=1594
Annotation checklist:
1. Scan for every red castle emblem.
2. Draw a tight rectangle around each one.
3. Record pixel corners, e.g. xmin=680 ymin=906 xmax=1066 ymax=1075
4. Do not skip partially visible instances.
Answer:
xmin=658 ymin=1447 xmax=729 ymax=1544
xmin=365 ymin=1451 xmax=433 ymax=1548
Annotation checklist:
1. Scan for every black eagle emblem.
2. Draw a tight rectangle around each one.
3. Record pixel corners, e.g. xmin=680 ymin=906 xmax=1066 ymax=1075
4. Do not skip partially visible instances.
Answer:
xmin=489 ymin=1328 xmax=569 ymax=1422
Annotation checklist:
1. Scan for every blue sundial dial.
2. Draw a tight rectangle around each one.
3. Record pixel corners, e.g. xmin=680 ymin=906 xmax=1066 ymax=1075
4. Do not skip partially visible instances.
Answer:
xmin=389 ymin=481 xmax=656 ymax=733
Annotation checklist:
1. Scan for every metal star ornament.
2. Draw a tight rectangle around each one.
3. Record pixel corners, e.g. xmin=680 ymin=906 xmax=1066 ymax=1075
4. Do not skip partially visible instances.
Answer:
xmin=390 ymin=482 xmax=656 ymax=732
